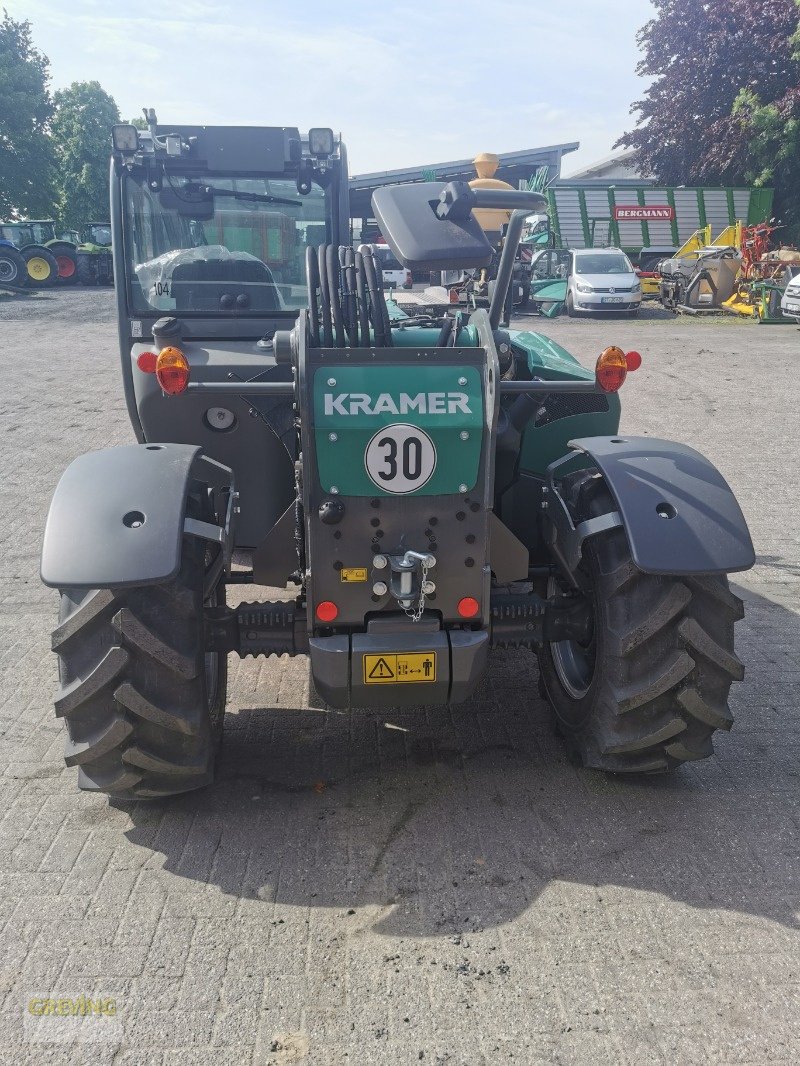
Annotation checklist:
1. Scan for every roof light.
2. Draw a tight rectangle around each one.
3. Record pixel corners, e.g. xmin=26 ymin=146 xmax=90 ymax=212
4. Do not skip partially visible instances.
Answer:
xmin=155 ymin=346 xmax=190 ymax=395
xmin=595 ymin=346 xmax=628 ymax=393
xmin=308 ymin=128 xmax=334 ymax=157
xmin=111 ymin=124 xmax=139 ymax=153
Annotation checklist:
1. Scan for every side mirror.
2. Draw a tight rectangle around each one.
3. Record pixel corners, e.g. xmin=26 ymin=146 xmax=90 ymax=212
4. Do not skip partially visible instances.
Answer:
xmin=372 ymin=182 xmax=493 ymax=271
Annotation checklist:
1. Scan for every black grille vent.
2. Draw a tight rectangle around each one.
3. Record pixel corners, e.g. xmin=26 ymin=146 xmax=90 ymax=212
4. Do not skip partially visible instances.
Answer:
xmin=534 ymin=392 xmax=610 ymax=428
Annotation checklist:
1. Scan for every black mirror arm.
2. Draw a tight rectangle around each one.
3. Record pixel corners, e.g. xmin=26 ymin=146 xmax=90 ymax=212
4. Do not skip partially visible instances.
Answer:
xmin=489 ymin=209 xmax=531 ymax=330
xmin=437 ymin=181 xmax=547 ymax=220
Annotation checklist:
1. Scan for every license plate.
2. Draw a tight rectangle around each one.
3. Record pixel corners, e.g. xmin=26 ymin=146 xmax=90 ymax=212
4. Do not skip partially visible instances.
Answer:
xmin=785 ymin=301 xmax=800 ymax=312
xmin=601 ymin=297 xmax=624 ymax=304
xmin=363 ymin=652 xmax=436 ymax=684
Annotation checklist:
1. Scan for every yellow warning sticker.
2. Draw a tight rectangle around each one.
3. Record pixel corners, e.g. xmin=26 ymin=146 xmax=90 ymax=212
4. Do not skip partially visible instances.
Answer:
xmin=340 ymin=567 xmax=368 ymax=583
xmin=363 ymin=652 xmax=437 ymax=684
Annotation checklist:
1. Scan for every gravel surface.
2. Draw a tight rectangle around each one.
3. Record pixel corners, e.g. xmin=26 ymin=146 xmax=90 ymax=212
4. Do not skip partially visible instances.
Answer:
xmin=1 ymin=287 xmax=800 ymax=1064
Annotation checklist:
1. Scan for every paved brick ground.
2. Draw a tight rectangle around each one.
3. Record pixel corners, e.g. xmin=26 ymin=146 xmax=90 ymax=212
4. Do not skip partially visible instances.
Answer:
xmin=1 ymin=288 xmax=799 ymax=1064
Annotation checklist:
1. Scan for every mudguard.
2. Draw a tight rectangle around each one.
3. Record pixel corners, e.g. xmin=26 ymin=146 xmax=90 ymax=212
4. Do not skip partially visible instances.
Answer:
xmin=41 ymin=443 xmax=234 ymax=589
xmin=547 ymin=435 xmax=755 ymax=576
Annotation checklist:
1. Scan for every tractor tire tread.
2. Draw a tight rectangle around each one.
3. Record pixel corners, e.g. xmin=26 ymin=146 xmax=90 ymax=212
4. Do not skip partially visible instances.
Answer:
xmin=52 ymin=588 xmax=117 ymax=651
xmin=53 ymin=538 xmax=226 ymax=799
xmin=539 ymin=493 xmax=744 ymax=772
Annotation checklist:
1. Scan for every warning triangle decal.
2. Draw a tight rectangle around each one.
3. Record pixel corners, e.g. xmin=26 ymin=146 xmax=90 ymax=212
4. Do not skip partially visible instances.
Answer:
xmin=368 ymin=657 xmax=395 ymax=679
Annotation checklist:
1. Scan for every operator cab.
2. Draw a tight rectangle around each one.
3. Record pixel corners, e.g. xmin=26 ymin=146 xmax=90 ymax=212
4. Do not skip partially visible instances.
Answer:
xmin=112 ymin=116 xmax=350 ymax=332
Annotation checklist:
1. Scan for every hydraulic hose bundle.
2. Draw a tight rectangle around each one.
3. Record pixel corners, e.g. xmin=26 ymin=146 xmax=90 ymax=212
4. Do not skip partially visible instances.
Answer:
xmin=306 ymin=244 xmax=393 ymax=349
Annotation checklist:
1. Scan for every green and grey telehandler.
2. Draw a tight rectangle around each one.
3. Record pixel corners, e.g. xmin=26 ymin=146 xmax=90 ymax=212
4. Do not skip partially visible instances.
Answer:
xmin=41 ymin=116 xmax=754 ymax=799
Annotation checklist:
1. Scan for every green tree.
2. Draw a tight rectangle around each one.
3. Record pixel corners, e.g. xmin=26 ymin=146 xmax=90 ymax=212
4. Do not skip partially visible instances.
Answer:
xmin=0 ymin=9 xmax=55 ymax=218
xmin=617 ymin=0 xmax=800 ymax=238
xmin=700 ymin=87 xmax=800 ymax=240
xmin=51 ymin=81 xmax=119 ymax=228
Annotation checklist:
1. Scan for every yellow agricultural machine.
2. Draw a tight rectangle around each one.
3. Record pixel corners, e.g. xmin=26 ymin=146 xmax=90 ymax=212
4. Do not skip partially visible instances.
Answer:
xmin=721 ymin=222 xmax=800 ymax=324
xmin=656 ymin=219 xmax=800 ymax=322
xmin=657 ymin=224 xmax=741 ymax=312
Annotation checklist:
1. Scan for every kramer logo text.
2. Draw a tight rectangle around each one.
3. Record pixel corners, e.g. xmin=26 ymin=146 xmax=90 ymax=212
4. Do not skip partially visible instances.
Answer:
xmin=324 ymin=392 xmax=472 ymax=416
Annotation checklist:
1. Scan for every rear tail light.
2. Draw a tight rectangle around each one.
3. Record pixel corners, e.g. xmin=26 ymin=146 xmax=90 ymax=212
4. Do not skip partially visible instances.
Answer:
xmin=155 ymin=346 xmax=190 ymax=395
xmin=457 ymin=597 xmax=480 ymax=619
xmin=625 ymin=350 xmax=642 ymax=371
xmin=595 ymin=346 xmax=628 ymax=392
xmin=449 ymin=288 xmax=459 ymax=304
xmin=315 ymin=601 xmax=338 ymax=623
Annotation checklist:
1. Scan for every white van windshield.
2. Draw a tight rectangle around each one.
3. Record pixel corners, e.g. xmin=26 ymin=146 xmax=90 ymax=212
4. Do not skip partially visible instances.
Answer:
xmin=574 ymin=253 xmax=632 ymax=275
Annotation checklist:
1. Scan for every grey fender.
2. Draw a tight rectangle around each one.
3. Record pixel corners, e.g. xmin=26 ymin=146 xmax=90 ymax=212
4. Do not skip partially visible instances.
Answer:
xmin=545 ymin=435 xmax=755 ymax=577
xmin=41 ymin=443 xmax=234 ymax=590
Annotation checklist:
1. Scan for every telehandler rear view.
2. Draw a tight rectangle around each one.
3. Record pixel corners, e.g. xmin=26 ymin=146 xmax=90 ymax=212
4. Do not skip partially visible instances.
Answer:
xmin=41 ymin=117 xmax=754 ymax=798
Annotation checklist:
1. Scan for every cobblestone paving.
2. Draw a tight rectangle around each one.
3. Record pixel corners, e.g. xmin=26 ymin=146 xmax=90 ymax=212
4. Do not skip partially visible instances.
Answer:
xmin=1 ymin=288 xmax=799 ymax=1064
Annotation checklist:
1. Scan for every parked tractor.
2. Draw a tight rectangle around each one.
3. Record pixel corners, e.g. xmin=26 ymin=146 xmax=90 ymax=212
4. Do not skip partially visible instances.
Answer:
xmin=40 ymin=117 xmax=755 ymax=799
xmin=0 ymin=239 xmax=27 ymax=290
xmin=76 ymin=223 xmax=114 ymax=286
xmin=0 ymin=220 xmax=78 ymax=286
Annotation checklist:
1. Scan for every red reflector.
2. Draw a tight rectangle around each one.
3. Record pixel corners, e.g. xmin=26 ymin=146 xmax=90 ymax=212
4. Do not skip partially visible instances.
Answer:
xmin=625 ymin=350 xmax=642 ymax=372
xmin=136 ymin=351 xmax=158 ymax=374
xmin=315 ymin=601 xmax=338 ymax=623
xmin=457 ymin=597 xmax=480 ymax=619
xmin=155 ymin=346 xmax=190 ymax=395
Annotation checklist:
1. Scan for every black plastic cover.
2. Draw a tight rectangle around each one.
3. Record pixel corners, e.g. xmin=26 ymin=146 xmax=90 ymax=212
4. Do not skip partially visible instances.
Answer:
xmin=155 ymin=125 xmax=299 ymax=174
xmin=567 ymin=435 xmax=755 ymax=574
xmin=372 ymin=182 xmax=493 ymax=271
xmin=41 ymin=443 xmax=201 ymax=589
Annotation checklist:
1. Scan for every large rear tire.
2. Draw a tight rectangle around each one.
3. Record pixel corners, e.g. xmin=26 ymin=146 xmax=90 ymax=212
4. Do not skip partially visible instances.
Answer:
xmin=52 ymin=533 xmax=227 ymax=799
xmin=22 ymin=246 xmax=59 ymax=288
xmin=48 ymin=241 xmax=79 ymax=285
xmin=0 ymin=245 xmax=26 ymax=287
xmin=76 ymin=254 xmax=99 ymax=286
xmin=538 ymin=476 xmax=744 ymax=772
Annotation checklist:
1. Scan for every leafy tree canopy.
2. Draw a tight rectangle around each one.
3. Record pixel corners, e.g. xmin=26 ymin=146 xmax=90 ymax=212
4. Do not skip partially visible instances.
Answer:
xmin=618 ymin=0 xmax=800 ymax=238
xmin=0 ymin=9 xmax=55 ymax=219
xmin=51 ymin=81 xmax=120 ymax=228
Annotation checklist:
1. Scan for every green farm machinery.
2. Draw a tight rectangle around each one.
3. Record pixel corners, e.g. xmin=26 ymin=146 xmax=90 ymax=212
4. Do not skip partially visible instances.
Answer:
xmin=40 ymin=118 xmax=755 ymax=800
xmin=0 ymin=220 xmax=75 ymax=287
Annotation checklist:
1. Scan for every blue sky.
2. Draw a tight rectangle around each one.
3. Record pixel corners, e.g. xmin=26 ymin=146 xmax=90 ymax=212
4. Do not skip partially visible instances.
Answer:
xmin=9 ymin=0 xmax=655 ymax=177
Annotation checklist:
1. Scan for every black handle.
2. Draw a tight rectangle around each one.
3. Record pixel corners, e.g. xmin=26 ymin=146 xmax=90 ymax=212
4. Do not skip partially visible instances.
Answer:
xmin=437 ymin=181 xmax=547 ymax=221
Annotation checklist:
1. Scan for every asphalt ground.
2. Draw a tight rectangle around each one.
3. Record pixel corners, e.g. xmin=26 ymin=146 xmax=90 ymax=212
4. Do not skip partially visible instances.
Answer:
xmin=1 ymin=286 xmax=799 ymax=1064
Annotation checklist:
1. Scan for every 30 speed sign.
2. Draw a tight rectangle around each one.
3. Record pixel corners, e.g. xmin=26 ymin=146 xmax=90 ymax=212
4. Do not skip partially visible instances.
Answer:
xmin=364 ymin=424 xmax=437 ymax=494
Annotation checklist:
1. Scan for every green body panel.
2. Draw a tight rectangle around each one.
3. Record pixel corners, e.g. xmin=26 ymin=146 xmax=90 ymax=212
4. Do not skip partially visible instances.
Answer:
xmin=312 ymin=322 xmax=620 ymax=492
xmin=747 ymin=188 xmax=774 ymax=224
xmin=513 ymin=330 xmax=592 ymax=377
xmin=530 ymin=278 xmax=567 ymax=303
xmin=44 ymin=238 xmax=77 ymax=252
xmin=509 ymin=330 xmax=621 ymax=475
xmin=313 ymin=363 xmax=484 ymax=496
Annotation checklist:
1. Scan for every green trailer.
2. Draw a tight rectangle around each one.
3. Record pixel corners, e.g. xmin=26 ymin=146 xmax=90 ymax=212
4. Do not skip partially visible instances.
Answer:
xmin=542 ymin=185 xmax=774 ymax=267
